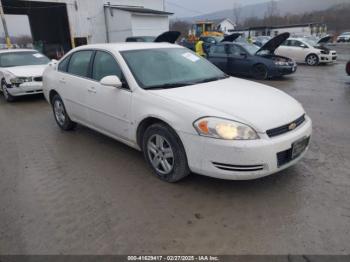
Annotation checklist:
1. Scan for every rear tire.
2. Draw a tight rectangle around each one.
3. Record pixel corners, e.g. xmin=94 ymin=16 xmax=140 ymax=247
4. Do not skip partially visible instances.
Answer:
xmin=1 ymin=80 xmax=15 ymax=102
xmin=142 ymin=123 xmax=190 ymax=183
xmin=306 ymin=54 xmax=319 ymax=66
xmin=51 ymin=94 xmax=76 ymax=131
xmin=252 ymin=64 xmax=268 ymax=80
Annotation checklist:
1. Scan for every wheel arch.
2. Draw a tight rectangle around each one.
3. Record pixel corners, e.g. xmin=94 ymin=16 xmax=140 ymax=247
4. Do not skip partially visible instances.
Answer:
xmin=136 ymin=116 xmax=179 ymax=150
xmin=49 ymin=90 xmax=59 ymax=105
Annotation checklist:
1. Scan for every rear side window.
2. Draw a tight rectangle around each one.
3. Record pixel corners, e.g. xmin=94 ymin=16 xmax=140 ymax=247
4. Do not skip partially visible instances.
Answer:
xmin=58 ymin=56 xmax=70 ymax=72
xmin=92 ymin=51 xmax=122 ymax=81
xmin=67 ymin=51 xmax=94 ymax=78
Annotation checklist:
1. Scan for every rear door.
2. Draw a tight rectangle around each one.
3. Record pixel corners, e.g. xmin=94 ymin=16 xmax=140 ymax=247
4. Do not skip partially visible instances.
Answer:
xmin=56 ymin=50 xmax=94 ymax=124
xmin=86 ymin=50 xmax=132 ymax=141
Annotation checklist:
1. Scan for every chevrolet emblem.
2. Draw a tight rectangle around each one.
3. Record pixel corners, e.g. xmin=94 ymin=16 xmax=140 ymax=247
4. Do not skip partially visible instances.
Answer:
xmin=289 ymin=123 xmax=297 ymax=130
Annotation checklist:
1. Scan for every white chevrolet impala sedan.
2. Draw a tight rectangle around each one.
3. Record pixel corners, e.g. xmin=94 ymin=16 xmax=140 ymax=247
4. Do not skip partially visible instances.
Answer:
xmin=43 ymin=43 xmax=312 ymax=182
xmin=0 ymin=49 xmax=50 ymax=102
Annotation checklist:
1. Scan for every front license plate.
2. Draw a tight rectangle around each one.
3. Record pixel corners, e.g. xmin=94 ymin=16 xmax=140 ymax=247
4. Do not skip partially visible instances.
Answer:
xmin=292 ymin=137 xmax=310 ymax=159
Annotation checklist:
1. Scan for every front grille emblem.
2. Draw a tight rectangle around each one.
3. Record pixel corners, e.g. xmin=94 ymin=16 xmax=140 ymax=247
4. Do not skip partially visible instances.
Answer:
xmin=289 ymin=122 xmax=297 ymax=131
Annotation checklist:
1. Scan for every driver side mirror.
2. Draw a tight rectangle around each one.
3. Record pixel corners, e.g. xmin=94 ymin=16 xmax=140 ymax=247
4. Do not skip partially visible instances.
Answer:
xmin=100 ymin=75 xmax=123 ymax=89
xmin=300 ymin=44 xmax=308 ymax=48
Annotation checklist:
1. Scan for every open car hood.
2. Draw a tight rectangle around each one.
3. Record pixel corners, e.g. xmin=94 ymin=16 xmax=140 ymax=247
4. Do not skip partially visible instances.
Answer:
xmin=317 ymin=35 xmax=332 ymax=44
xmin=256 ymin=32 xmax=290 ymax=54
xmin=221 ymin=33 xmax=241 ymax=43
xmin=154 ymin=31 xmax=181 ymax=44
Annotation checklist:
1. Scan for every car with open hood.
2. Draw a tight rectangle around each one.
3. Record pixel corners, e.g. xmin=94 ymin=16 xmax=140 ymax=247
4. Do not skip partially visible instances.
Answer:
xmin=0 ymin=49 xmax=50 ymax=102
xmin=207 ymin=33 xmax=297 ymax=80
xmin=275 ymin=35 xmax=337 ymax=66
xmin=42 ymin=31 xmax=312 ymax=183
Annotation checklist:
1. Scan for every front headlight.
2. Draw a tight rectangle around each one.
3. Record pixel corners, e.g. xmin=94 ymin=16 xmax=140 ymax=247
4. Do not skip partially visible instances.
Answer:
xmin=274 ymin=61 xmax=290 ymax=66
xmin=10 ymin=77 xmax=32 ymax=85
xmin=193 ymin=117 xmax=259 ymax=140
xmin=320 ymin=50 xmax=329 ymax=55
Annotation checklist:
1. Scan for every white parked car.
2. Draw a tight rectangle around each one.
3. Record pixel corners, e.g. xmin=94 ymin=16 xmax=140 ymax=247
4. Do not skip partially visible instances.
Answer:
xmin=43 ymin=42 xmax=312 ymax=182
xmin=0 ymin=49 xmax=50 ymax=102
xmin=337 ymin=32 xmax=350 ymax=43
xmin=276 ymin=36 xmax=337 ymax=66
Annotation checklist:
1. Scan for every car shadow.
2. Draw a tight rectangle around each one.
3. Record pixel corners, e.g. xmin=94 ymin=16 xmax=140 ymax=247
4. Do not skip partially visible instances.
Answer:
xmin=73 ymin=124 xmax=298 ymax=194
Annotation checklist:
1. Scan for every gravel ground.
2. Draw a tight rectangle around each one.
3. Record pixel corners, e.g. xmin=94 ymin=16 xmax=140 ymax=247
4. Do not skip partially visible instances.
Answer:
xmin=0 ymin=44 xmax=349 ymax=255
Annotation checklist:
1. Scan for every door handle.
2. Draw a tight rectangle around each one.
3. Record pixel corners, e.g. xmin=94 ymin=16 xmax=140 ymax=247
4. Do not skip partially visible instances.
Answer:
xmin=88 ymin=87 xmax=96 ymax=94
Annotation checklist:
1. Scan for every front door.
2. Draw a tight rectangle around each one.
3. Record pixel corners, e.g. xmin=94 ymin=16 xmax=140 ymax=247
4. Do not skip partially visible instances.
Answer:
xmin=227 ymin=44 xmax=252 ymax=76
xmin=208 ymin=44 xmax=229 ymax=74
xmin=86 ymin=51 xmax=132 ymax=141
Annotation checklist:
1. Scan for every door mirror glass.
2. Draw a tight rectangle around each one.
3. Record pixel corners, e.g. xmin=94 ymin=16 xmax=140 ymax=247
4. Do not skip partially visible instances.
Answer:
xmin=100 ymin=75 xmax=122 ymax=88
xmin=300 ymin=44 xmax=308 ymax=48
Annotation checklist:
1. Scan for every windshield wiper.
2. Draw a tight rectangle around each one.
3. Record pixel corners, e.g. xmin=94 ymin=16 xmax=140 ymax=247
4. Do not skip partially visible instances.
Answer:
xmin=146 ymin=82 xmax=193 ymax=90
xmin=191 ymin=75 xmax=229 ymax=85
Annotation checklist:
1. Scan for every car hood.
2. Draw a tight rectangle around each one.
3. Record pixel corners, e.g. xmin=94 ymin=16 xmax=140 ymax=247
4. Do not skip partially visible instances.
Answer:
xmin=221 ymin=33 xmax=241 ymax=42
xmin=317 ymin=35 xmax=332 ymax=44
xmin=149 ymin=77 xmax=305 ymax=133
xmin=154 ymin=31 xmax=181 ymax=44
xmin=4 ymin=64 xmax=48 ymax=77
xmin=257 ymin=32 xmax=290 ymax=54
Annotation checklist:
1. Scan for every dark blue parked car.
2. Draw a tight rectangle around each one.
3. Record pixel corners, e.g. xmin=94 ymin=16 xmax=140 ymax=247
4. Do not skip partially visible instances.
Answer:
xmin=208 ymin=33 xmax=297 ymax=80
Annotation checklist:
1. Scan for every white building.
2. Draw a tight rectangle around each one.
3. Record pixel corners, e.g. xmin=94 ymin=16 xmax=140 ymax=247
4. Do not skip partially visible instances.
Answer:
xmin=214 ymin=18 xmax=236 ymax=35
xmin=231 ymin=23 xmax=327 ymax=39
xmin=2 ymin=0 xmax=172 ymax=57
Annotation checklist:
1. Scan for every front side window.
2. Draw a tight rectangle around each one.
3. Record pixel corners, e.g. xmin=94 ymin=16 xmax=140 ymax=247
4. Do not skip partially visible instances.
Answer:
xmin=212 ymin=45 xmax=226 ymax=54
xmin=67 ymin=50 xmax=94 ymax=78
xmin=58 ymin=56 xmax=70 ymax=72
xmin=92 ymin=51 xmax=122 ymax=81
xmin=0 ymin=51 xmax=49 ymax=68
xmin=122 ymin=48 xmax=227 ymax=89
xmin=229 ymin=45 xmax=243 ymax=56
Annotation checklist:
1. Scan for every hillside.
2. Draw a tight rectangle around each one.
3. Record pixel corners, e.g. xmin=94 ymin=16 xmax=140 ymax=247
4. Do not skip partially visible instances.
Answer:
xmin=185 ymin=0 xmax=349 ymax=23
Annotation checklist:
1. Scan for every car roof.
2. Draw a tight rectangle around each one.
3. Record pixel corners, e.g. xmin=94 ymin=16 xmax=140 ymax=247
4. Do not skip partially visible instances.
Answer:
xmin=0 ymin=49 xmax=38 ymax=54
xmin=72 ymin=42 xmax=182 ymax=52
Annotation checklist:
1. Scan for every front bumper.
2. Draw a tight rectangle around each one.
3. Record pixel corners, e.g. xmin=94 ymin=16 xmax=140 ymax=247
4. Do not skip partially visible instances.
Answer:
xmin=6 ymin=82 xmax=43 ymax=97
xmin=319 ymin=53 xmax=337 ymax=63
xmin=275 ymin=64 xmax=297 ymax=76
xmin=179 ymin=116 xmax=312 ymax=180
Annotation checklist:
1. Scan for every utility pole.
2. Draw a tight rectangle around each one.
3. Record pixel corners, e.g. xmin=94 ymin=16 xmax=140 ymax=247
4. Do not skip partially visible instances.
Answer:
xmin=0 ymin=0 xmax=11 ymax=48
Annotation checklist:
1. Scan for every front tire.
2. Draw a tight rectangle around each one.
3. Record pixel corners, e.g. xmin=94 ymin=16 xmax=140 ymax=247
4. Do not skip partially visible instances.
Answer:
xmin=1 ymin=80 xmax=15 ymax=102
xmin=252 ymin=64 xmax=268 ymax=80
xmin=51 ymin=94 xmax=76 ymax=131
xmin=306 ymin=54 xmax=319 ymax=66
xmin=142 ymin=123 xmax=190 ymax=183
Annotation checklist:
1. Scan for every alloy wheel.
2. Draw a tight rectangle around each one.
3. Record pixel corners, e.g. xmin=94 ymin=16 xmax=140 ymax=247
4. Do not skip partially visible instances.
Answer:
xmin=307 ymin=55 xmax=318 ymax=66
xmin=54 ymin=99 xmax=66 ymax=126
xmin=253 ymin=64 xmax=268 ymax=80
xmin=147 ymin=134 xmax=174 ymax=175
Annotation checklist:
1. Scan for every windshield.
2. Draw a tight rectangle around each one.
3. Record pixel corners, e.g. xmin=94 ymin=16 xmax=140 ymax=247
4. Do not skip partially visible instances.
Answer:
xmin=302 ymin=38 xmax=317 ymax=46
xmin=240 ymin=44 xmax=259 ymax=55
xmin=121 ymin=48 xmax=227 ymax=89
xmin=0 ymin=51 xmax=50 ymax=67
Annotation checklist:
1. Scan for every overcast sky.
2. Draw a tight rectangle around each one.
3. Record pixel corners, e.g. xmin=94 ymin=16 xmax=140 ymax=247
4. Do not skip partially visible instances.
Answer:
xmin=165 ymin=0 xmax=272 ymax=18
